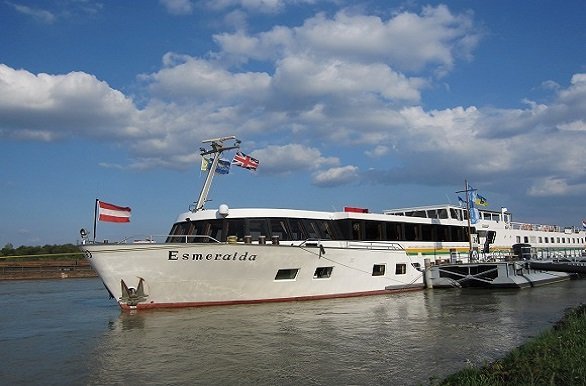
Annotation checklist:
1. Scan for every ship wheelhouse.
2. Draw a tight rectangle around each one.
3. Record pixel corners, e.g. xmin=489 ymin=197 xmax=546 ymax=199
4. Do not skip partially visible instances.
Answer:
xmin=166 ymin=214 xmax=470 ymax=244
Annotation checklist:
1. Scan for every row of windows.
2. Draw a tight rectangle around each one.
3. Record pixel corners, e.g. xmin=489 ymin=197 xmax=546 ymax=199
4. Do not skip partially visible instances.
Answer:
xmin=167 ymin=217 xmax=470 ymax=243
xmin=275 ymin=263 xmax=407 ymax=280
xmin=390 ymin=208 xmax=512 ymax=223
xmin=518 ymin=235 xmax=585 ymax=244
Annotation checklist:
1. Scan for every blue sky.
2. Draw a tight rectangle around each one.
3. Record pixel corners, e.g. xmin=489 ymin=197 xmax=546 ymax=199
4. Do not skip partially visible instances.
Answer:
xmin=1 ymin=0 xmax=585 ymax=247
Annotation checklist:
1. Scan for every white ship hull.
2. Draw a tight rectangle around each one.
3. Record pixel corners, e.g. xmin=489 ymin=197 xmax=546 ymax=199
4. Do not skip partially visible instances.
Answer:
xmin=82 ymin=241 xmax=423 ymax=310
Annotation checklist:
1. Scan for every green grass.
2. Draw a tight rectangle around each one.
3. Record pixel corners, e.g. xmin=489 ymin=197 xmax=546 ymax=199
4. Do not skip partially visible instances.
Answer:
xmin=435 ymin=304 xmax=586 ymax=385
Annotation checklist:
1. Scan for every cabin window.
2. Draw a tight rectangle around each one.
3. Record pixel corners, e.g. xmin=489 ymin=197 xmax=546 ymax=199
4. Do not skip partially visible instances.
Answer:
xmin=388 ymin=223 xmax=403 ymax=241
xmin=288 ymin=219 xmax=307 ymax=240
xmin=248 ymin=219 xmax=269 ymax=241
xmin=167 ymin=222 xmax=189 ymax=242
xmin=395 ymin=263 xmax=407 ymax=275
xmin=351 ymin=221 xmax=362 ymax=240
xmin=523 ymin=236 xmax=529 ymax=243
xmin=314 ymin=266 xmax=333 ymax=279
xmin=372 ymin=264 xmax=386 ymax=276
xmin=225 ymin=219 xmax=246 ymax=241
xmin=516 ymin=236 xmax=521 ymax=243
xmin=421 ymin=224 xmax=433 ymax=241
xmin=269 ymin=218 xmax=290 ymax=241
xmin=275 ymin=269 xmax=299 ymax=280
xmin=317 ymin=220 xmax=337 ymax=240
xmin=539 ymin=237 xmax=543 ymax=243
xmin=207 ymin=220 xmax=224 ymax=242
xmin=302 ymin=219 xmax=321 ymax=239
xmin=404 ymin=224 xmax=416 ymax=241
xmin=365 ymin=221 xmax=384 ymax=240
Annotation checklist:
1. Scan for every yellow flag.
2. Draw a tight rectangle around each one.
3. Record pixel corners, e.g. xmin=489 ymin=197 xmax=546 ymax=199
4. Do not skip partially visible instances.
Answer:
xmin=200 ymin=157 xmax=209 ymax=171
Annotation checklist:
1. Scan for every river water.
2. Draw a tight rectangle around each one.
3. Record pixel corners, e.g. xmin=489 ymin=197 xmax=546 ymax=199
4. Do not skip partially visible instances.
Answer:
xmin=1 ymin=277 xmax=585 ymax=385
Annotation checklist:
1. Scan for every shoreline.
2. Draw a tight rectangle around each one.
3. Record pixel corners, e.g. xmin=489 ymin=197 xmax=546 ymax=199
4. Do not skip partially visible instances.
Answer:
xmin=435 ymin=304 xmax=586 ymax=385
xmin=0 ymin=259 xmax=97 ymax=280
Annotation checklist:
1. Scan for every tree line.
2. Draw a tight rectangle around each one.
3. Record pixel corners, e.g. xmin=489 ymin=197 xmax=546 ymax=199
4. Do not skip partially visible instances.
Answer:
xmin=0 ymin=243 xmax=83 ymax=260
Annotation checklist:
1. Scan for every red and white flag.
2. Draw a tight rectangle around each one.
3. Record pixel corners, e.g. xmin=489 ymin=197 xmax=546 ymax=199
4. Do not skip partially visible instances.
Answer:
xmin=232 ymin=152 xmax=259 ymax=170
xmin=98 ymin=200 xmax=131 ymax=223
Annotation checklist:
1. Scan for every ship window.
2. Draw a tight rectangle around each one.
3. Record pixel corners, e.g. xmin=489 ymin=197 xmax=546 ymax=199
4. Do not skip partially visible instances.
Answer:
xmin=207 ymin=220 xmax=224 ymax=242
xmin=167 ymin=222 xmax=189 ymax=242
xmin=317 ymin=220 xmax=336 ymax=240
xmin=248 ymin=219 xmax=269 ymax=241
xmin=438 ymin=209 xmax=449 ymax=219
xmin=302 ymin=219 xmax=321 ymax=239
xmin=395 ymin=263 xmax=407 ymax=275
xmin=365 ymin=220 xmax=384 ymax=240
xmin=351 ymin=221 xmax=362 ymax=240
xmin=288 ymin=219 xmax=307 ymax=240
xmin=275 ymin=268 xmax=299 ymax=280
xmin=372 ymin=264 xmax=386 ymax=276
xmin=269 ymin=218 xmax=290 ymax=241
xmin=225 ymin=219 xmax=246 ymax=241
xmin=314 ymin=266 xmax=333 ymax=279
xmin=387 ymin=223 xmax=403 ymax=241
xmin=523 ymin=236 xmax=529 ymax=243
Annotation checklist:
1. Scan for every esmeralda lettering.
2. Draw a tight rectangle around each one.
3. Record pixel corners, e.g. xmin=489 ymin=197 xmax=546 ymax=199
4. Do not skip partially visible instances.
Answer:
xmin=168 ymin=250 xmax=257 ymax=261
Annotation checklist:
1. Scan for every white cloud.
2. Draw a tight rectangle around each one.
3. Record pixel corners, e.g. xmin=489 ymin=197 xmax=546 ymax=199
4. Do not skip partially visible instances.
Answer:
xmin=1 ymin=5 xmax=584 ymax=197
xmin=6 ymin=2 xmax=56 ymax=23
xmin=251 ymin=144 xmax=338 ymax=173
xmin=312 ymin=165 xmax=360 ymax=187
xmin=160 ymin=0 xmax=193 ymax=15
xmin=0 ymin=65 xmax=137 ymax=141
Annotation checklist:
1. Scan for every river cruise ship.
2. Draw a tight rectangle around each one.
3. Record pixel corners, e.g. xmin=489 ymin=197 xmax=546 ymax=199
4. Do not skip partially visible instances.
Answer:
xmin=80 ymin=137 xmax=586 ymax=310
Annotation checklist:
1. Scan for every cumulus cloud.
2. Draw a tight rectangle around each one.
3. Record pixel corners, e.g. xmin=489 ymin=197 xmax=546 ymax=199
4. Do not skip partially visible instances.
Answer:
xmin=251 ymin=144 xmax=339 ymax=173
xmin=312 ymin=165 xmax=360 ymax=187
xmin=0 ymin=65 xmax=137 ymax=141
xmin=1 ymin=4 xmax=585 ymax=201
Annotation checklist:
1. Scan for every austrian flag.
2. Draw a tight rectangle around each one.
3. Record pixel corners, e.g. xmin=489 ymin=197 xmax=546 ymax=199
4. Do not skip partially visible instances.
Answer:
xmin=232 ymin=152 xmax=259 ymax=170
xmin=98 ymin=200 xmax=131 ymax=223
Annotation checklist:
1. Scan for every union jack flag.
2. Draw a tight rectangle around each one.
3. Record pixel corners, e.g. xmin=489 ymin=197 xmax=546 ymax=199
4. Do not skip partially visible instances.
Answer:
xmin=232 ymin=152 xmax=259 ymax=170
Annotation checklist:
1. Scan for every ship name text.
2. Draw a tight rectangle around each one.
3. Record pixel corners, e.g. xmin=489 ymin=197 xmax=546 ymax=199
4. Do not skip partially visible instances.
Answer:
xmin=168 ymin=250 xmax=257 ymax=261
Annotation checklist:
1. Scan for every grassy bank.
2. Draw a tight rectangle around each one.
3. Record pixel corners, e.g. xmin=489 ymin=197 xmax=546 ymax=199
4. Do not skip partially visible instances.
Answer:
xmin=436 ymin=304 xmax=586 ymax=385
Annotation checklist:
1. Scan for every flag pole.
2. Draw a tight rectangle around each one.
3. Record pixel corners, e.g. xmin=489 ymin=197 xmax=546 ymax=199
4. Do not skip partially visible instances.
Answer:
xmin=464 ymin=180 xmax=473 ymax=260
xmin=93 ymin=199 xmax=99 ymax=243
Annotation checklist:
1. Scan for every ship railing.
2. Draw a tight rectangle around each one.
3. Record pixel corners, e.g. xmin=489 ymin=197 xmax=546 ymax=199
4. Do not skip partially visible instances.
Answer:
xmin=297 ymin=239 xmax=404 ymax=251
xmin=510 ymin=222 xmax=562 ymax=232
xmin=84 ymin=234 xmax=221 ymax=245
xmin=344 ymin=241 xmax=405 ymax=251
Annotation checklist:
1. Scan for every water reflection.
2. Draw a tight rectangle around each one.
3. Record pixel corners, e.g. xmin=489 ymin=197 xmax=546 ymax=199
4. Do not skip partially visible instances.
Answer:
xmin=85 ymin=280 xmax=585 ymax=385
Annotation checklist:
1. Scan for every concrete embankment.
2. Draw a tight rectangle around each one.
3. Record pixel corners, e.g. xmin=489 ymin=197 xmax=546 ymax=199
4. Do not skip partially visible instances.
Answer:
xmin=0 ymin=259 xmax=97 ymax=280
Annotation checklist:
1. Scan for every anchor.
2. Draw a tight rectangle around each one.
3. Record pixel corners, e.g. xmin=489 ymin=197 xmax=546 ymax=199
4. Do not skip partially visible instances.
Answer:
xmin=120 ymin=277 xmax=148 ymax=306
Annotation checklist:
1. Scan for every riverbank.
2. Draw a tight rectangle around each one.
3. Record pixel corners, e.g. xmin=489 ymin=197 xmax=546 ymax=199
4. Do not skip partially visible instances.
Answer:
xmin=0 ymin=259 xmax=96 ymax=280
xmin=436 ymin=304 xmax=586 ymax=385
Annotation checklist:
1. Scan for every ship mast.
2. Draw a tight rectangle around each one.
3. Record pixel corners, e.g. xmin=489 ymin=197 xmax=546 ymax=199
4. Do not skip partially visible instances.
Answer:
xmin=193 ymin=136 xmax=240 ymax=212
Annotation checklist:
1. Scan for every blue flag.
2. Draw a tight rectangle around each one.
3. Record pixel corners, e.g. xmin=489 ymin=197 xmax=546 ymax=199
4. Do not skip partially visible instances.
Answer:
xmin=208 ymin=158 xmax=231 ymax=175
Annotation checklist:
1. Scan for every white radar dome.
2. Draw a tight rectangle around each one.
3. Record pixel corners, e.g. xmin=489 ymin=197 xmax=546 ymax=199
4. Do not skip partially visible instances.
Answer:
xmin=218 ymin=204 xmax=229 ymax=216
